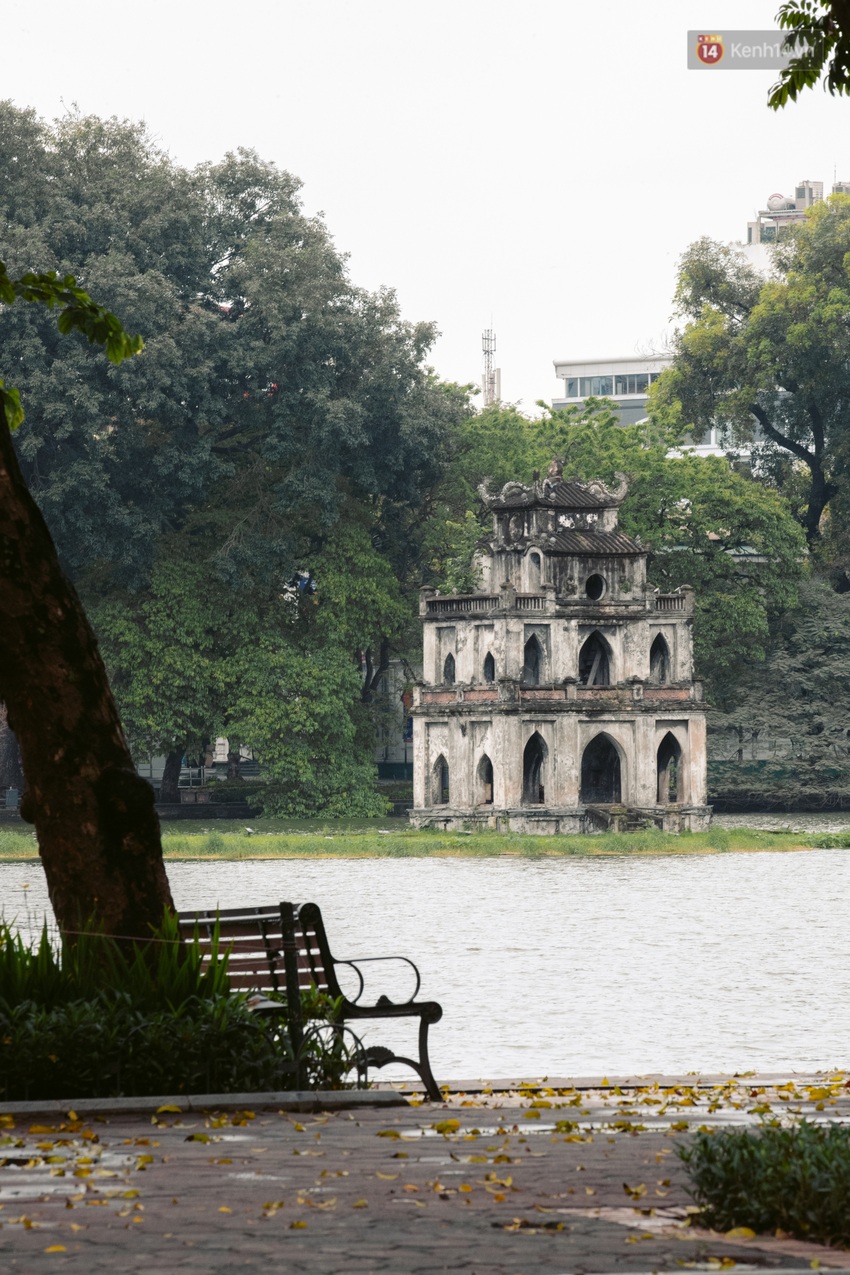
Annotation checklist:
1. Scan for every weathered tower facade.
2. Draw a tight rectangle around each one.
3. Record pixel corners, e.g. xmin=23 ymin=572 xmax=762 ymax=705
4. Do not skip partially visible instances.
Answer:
xmin=410 ymin=468 xmax=710 ymax=833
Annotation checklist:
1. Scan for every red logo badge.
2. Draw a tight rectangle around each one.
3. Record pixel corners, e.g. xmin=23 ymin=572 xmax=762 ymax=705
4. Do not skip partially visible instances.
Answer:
xmin=696 ymin=33 xmax=724 ymax=65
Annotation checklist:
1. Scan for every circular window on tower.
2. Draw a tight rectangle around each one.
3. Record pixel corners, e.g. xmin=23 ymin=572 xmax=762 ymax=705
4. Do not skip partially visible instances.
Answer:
xmin=585 ymin=574 xmax=606 ymax=601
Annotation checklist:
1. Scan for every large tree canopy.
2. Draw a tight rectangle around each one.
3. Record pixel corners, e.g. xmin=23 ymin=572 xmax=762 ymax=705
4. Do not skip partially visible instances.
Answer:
xmin=1 ymin=103 xmax=470 ymax=811
xmin=652 ymin=198 xmax=850 ymax=550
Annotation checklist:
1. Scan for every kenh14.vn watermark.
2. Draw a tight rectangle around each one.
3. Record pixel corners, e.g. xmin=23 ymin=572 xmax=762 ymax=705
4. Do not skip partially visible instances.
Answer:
xmin=687 ymin=30 xmax=821 ymax=69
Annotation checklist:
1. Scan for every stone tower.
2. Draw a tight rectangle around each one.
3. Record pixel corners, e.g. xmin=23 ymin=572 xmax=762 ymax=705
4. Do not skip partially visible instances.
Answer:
xmin=410 ymin=467 xmax=710 ymax=833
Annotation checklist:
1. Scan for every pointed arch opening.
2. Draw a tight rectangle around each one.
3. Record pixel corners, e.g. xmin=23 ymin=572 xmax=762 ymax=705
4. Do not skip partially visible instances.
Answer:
xmin=522 ymin=635 xmax=542 ymax=685
xmin=522 ymin=731 xmax=547 ymax=804
xmin=477 ymin=754 xmax=494 ymax=805
xmin=580 ymin=733 xmax=621 ymax=804
xmin=657 ymin=732 xmax=683 ymax=804
xmin=443 ymin=653 xmax=456 ymax=685
xmin=578 ymin=631 xmax=611 ymax=687
xmin=649 ymin=634 xmax=671 ymax=684
xmin=483 ymin=651 xmax=496 ymax=683
xmin=433 ymin=754 xmax=450 ymax=805
xmin=528 ymin=550 xmax=542 ymax=589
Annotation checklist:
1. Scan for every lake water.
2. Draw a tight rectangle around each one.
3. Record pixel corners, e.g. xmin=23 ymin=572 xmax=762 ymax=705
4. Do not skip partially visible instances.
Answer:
xmin=2 ymin=849 xmax=849 ymax=1080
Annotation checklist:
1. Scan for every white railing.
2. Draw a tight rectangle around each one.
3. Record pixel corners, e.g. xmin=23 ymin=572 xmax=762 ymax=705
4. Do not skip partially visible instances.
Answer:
xmin=426 ymin=595 xmax=499 ymax=614
xmin=655 ymin=593 xmax=686 ymax=612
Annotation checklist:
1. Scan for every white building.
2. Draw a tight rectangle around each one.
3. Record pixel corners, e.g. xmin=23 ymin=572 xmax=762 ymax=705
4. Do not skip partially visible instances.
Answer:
xmin=552 ymin=353 xmax=732 ymax=457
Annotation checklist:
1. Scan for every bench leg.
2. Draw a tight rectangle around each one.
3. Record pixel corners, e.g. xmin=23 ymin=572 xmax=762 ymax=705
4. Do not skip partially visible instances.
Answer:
xmin=418 ymin=1017 xmax=443 ymax=1103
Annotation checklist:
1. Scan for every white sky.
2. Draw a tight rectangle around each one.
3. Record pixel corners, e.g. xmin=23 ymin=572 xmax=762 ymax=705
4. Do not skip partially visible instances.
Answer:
xmin=4 ymin=0 xmax=849 ymax=410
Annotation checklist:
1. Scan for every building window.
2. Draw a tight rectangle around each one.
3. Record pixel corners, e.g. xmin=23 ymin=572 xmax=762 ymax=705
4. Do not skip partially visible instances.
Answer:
xmin=578 ymin=632 xmax=611 ymax=686
xmin=433 ymin=755 xmax=450 ymax=805
xmin=522 ymin=635 xmax=543 ymax=685
xmin=579 ymin=375 xmax=614 ymax=397
xmin=522 ymin=733 xmax=546 ymax=804
xmin=585 ymin=573 xmax=606 ymax=601
xmin=649 ymin=634 xmax=671 ymax=684
xmin=580 ymin=734 xmax=621 ymax=804
xmin=657 ymin=732 xmax=683 ymax=803
xmin=528 ymin=551 xmax=542 ymax=589
xmin=565 ymin=377 xmax=579 ymax=397
xmin=614 ymin=373 xmax=650 ymax=396
xmin=443 ymin=653 xmax=455 ymax=685
xmin=478 ymin=754 xmax=494 ymax=805
xmin=483 ymin=651 xmax=495 ymax=683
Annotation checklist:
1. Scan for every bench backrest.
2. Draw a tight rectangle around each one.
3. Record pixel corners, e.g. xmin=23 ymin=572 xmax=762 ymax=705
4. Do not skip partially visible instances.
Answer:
xmin=281 ymin=901 xmax=338 ymax=999
xmin=177 ymin=904 xmax=287 ymax=994
xmin=177 ymin=902 xmax=337 ymax=997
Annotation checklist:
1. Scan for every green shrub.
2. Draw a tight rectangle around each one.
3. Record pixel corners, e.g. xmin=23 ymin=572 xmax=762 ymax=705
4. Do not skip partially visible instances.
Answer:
xmin=0 ymin=917 xmax=351 ymax=1100
xmin=678 ymin=1121 xmax=850 ymax=1247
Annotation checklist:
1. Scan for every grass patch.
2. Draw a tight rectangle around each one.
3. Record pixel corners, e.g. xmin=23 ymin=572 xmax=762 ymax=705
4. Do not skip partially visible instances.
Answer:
xmin=679 ymin=1121 xmax=850 ymax=1248
xmin=0 ymin=818 xmax=826 ymax=860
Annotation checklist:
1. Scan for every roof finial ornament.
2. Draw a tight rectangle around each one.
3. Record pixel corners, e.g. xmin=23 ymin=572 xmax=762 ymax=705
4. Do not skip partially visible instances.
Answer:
xmin=547 ymin=457 xmax=564 ymax=479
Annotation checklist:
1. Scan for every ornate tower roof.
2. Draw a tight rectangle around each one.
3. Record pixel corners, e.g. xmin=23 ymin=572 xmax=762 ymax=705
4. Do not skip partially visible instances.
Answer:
xmin=480 ymin=464 xmax=641 ymax=557
xmin=479 ymin=466 xmax=629 ymax=512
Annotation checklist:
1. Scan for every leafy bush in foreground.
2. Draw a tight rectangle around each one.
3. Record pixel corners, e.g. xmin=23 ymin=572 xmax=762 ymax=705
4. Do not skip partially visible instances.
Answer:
xmin=0 ymin=918 xmax=349 ymax=1100
xmin=679 ymin=1122 xmax=850 ymax=1248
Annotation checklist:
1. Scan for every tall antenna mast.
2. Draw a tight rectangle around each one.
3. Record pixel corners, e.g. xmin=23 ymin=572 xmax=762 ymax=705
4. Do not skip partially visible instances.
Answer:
xmin=482 ymin=328 xmax=500 ymax=406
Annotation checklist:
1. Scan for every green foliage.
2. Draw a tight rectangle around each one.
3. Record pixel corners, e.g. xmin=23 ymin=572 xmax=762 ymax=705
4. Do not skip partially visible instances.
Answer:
xmin=0 ymin=104 xmax=473 ymax=813
xmin=679 ymin=1121 xmax=850 ymax=1246
xmin=657 ymin=203 xmax=850 ymax=547
xmin=90 ymin=559 xmax=229 ymax=763
xmin=769 ymin=1 xmax=850 ymax=107
xmin=0 ymin=916 xmax=349 ymax=1099
xmin=0 ymin=911 xmax=229 ymax=1009
xmin=0 ymin=260 xmax=143 ymax=432
xmin=710 ymin=579 xmax=850 ymax=792
xmin=0 ymin=995 xmax=291 ymax=1101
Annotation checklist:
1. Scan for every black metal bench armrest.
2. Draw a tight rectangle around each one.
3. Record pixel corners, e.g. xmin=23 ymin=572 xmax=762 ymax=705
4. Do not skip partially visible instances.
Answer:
xmin=336 ymin=955 xmax=422 ymax=1005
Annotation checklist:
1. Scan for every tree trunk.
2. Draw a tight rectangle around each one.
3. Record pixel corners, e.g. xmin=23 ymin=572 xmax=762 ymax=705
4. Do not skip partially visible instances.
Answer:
xmin=226 ymin=750 xmax=242 ymax=782
xmin=0 ymin=704 xmax=24 ymax=791
xmin=0 ymin=421 xmax=174 ymax=940
xmin=158 ymin=750 xmax=183 ymax=805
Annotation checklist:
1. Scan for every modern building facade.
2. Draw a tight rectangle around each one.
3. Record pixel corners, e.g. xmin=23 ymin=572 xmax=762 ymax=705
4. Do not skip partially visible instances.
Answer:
xmin=552 ymin=354 xmax=670 ymax=425
xmin=410 ymin=465 xmax=710 ymax=834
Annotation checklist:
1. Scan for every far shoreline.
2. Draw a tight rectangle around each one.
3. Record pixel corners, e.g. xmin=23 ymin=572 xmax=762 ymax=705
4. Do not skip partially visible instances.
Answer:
xmin=1 ymin=821 xmax=846 ymax=862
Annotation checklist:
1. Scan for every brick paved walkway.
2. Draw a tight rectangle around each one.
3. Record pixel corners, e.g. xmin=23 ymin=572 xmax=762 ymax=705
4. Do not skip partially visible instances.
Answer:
xmin=2 ymin=1076 xmax=849 ymax=1273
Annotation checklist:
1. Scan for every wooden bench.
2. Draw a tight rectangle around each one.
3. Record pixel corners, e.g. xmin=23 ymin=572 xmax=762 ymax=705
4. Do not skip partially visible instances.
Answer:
xmin=177 ymin=901 xmax=443 ymax=1101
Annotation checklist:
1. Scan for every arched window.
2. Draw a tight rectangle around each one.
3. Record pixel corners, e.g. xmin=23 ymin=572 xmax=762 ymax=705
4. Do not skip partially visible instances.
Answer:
xmin=522 ymin=635 xmax=542 ymax=685
xmin=433 ymin=755 xmax=450 ymax=805
xmin=528 ymin=551 xmax=542 ymax=589
xmin=578 ymin=632 xmax=611 ymax=686
xmin=657 ymin=732 xmax=683 ymax=803
xmin=483 ymin=651 xmax=495 ymax=683
xmin=443 ymin=653 xmax=456 ymax=685
xmin=522 ymin=732 xmax=547 ymax=804
xmin=649 ymin=634 xmax=671 ymax=684
xmin=478 ymin=754 xmax=494 ymax=805
xmin=580 ymin=734 xmax=621 ymax=804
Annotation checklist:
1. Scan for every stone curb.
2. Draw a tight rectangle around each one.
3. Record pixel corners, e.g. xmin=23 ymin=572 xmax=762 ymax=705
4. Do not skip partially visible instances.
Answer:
xmin=0 ymin=1088 xmax=412 ymax=1119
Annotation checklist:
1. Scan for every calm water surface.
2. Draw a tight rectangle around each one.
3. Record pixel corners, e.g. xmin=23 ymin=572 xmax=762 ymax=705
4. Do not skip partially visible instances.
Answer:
xmin=2 ymin=851 xmax=849 ymax=1079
